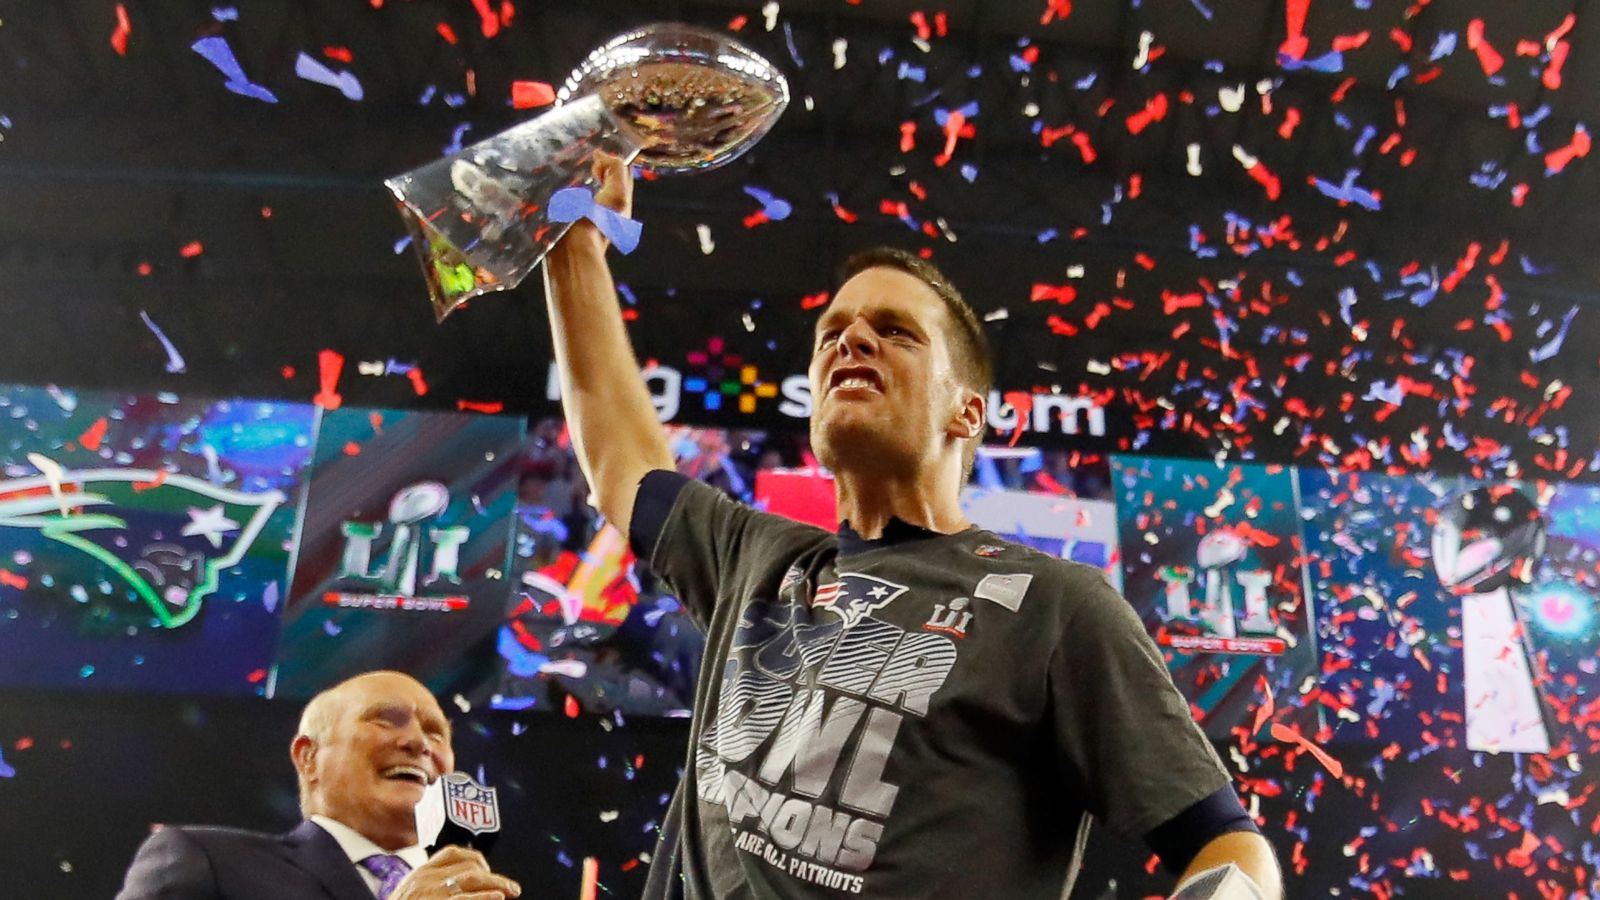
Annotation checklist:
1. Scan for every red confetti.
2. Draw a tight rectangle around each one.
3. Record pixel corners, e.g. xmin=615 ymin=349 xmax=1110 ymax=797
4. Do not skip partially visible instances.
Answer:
xmin=313 ymin=349 xmax=345 ymax=410
xmin=0 ymin=569 xmax=27 ymax=590
xmin=1040 ymin=0 xmax=1072 ymax=25
xmin=1279 ymin=107 xmax=1302 ymax=139
xmin=1545 ymin=126 xmax=1591 ymax=174
xmin=407 ymin=368 xmax=429 ymax=396
xmin=1163 ymin=291 xmax=1204 ymax=315
xmin=110 ymin=4 xmax=131 ymax=56
xmin=511 ymin=80 xmax=555 ymax=109
xmin=179 ymin=241 xmax=204 ymax=258
xmin=933 ymin=110 xmax=974 ymax=167
xmin=1252 ymin=675 xmax=1275 ymax=735
xmin=1465 ymin=20 xmax=1504 ymax=77
xmin=457 ymin=400 xmax=505 ymax=413
xmin=909 ymin=11 xmax=932 ymax=41
xmin=1125 ymin=93 xmax=1168 ymax=135
xmin=1247 ymin=162 xmax=1281 ymax=199
xmin=436 ymin=22 xmax=458 ymax=45
xmin=564 ymin=695 xmax=580 ymax=718
xmin=323 ymin=46 xmax=353 ymax=64
xmin=1279 ymin=0 xmax=1310 ymax=60
xmin=470 ymin=0 xmax=499 ymax=38
xmin=1045 ymin=315 xmax=1078 ymax=336
xmin=1001 ymin=391 xmax=1033 ymax=446
xmin=1030 ymin=283 xmax=1077 ymax=304
xmin=1331 ymin=31 xmax=1369 ymax=52
xmin=1270 ymin=722 xmax=1344 ymax=779
xmin=801 ymin=291 xmax=830 ymax=310
xmin=79 ymin=417 xmax=109 ymax=452
xmin=1069 ymin=131 xmax=1096 ymax=164
xmin=1543 ymin=40 xmax=1570 ymax=90
xmin=1441 ymin=242 xmax=1481 ymax=293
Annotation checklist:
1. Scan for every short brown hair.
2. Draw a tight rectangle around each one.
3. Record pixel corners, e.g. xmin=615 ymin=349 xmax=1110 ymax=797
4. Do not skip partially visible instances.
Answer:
xmin=834 ymin=248 xmax=993 ymax=473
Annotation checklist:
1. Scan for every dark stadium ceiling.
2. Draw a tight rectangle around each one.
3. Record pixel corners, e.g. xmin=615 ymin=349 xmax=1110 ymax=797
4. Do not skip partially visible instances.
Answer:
xmin=0 ymin=0 xmax=1594 ymax=449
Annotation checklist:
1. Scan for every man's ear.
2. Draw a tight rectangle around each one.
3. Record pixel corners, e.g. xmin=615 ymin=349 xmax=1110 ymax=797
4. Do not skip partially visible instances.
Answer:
xmin=947 ymin=386 xmax=986 ymax=442
xmin=291 ymin=734 xmax=317 ymax=781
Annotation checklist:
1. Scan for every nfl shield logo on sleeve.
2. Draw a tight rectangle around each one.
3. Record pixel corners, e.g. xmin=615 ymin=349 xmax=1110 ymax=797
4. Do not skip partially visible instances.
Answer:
xmin=974 ymin=573 xmax=1033 ymax=612
xmin=443 ymin=772 xmax=500 ymax=834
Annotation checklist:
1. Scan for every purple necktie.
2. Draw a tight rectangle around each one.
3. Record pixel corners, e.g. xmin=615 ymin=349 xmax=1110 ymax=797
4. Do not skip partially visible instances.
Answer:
xmin=359 ymin=854 xmax=412 ymax=900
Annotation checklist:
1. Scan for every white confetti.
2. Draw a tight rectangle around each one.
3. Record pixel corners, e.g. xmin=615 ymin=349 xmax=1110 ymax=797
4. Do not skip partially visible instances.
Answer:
xmin=1219 ymin=83 xmax=1245 ymax=112
xmin=1132 ymin=31 xmax=1154 ymax=69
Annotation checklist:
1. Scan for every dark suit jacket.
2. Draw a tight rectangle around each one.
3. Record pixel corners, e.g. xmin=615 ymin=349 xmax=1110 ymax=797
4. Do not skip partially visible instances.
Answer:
xmin=115 ymin=820 xmax=376 ymax=900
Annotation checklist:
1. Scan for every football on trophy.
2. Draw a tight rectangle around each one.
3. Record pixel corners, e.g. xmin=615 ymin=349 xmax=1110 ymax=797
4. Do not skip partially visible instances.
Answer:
xmin=1432 ymin=485 xmax=1546 ymax=595
xmin=1197 ymin=529 xmax=1250 ymax=570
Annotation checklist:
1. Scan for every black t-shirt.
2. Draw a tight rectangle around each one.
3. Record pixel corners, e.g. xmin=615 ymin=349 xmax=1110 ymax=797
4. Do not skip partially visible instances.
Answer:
xmin=632 ymin=472 xmax=1233 ymax=899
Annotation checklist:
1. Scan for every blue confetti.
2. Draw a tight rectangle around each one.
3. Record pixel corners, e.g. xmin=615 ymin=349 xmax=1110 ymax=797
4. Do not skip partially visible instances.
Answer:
xmin=294 ymin=52 xmax=364 ymax=101
xmin=190 ymin=36 xmax=278 ymax=103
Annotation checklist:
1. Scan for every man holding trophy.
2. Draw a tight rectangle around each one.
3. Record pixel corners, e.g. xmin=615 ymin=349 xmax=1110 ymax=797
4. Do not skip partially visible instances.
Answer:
xmin=392 ymin=24 xmax=1282 ymax=900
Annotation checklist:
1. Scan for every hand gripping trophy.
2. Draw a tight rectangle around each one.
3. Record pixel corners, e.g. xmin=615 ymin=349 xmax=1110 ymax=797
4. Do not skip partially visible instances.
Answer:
xmin=385 ymin=24 xmax=790 ymax=320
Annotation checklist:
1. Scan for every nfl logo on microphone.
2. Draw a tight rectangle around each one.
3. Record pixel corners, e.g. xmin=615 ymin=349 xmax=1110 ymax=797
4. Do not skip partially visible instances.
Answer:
xmin=444 ymin=772 xmax=500 ymax=834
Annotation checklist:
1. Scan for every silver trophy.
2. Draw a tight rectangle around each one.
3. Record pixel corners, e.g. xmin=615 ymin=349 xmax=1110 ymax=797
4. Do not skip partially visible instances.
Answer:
xmin=386 ymin=24 xmax=790 ymax=321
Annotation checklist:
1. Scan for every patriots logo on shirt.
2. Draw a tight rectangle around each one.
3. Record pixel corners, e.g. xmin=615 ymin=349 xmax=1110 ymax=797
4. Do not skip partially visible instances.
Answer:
xmin=810 ymin=573 xmax=909 ymax=629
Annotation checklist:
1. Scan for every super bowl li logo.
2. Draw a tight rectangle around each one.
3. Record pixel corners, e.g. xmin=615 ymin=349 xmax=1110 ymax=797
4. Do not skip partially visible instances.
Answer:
xmin=1155 ymin=528 xmax=1286 ymax=655
xmin=327 ymin=482 xmax=472 ymax=612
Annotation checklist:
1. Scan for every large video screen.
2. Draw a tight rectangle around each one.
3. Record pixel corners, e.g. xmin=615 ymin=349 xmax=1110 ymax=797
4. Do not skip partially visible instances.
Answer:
xmin=1 ymin=384 xmax=1596 ymax=757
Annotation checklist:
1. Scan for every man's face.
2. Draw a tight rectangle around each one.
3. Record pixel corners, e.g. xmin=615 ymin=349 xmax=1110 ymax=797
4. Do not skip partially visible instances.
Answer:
xmin=808 ymin=267 xmax=973 ymax=474
xmin=300 ymin=673 xmax=454 ymax=844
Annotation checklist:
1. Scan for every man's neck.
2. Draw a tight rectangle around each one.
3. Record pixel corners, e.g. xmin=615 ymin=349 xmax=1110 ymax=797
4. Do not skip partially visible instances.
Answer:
xmin=832 ymin=465 xmax=968 ymax=539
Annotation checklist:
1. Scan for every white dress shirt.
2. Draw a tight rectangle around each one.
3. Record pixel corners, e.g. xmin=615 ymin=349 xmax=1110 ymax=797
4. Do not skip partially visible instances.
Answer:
xmin=310 ymin=815 xmax=430 ymax=897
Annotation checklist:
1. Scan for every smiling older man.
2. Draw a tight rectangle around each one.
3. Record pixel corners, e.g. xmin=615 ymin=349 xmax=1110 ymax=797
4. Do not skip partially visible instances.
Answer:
xmin=116 ymin=671 xmax=521 ymax=900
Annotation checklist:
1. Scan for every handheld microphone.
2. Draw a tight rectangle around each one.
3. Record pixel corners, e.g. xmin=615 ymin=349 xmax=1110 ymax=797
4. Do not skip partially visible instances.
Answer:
xmin=416 ymin=771 xmax=502 ymax=857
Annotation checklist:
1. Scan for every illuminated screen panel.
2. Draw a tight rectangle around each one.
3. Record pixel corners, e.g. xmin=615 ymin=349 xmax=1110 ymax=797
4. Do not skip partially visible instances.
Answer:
xmin=1111 ymin=455 xmax=1320 ymax=739
xmin=1299 ymin=469 xmax=1600 ymax=751
xmin=0 ymin=385 xmax=315 ymax=695
xmin=270 ymin=407 xmax=524 ymax=699
xmin=485 ymin=425 xmax=733 ymax=716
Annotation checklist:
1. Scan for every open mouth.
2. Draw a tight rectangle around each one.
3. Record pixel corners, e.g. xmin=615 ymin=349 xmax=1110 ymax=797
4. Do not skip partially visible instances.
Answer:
xmin=380 ymin=765 xmax=430 ymax=786
xmin=828 ymin=366 xmax=883 ymax=396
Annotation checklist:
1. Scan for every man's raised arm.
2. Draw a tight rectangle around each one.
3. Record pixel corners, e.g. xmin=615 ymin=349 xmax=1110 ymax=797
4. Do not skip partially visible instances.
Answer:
xmin=540 ymin=153 xmax=674 ymax=531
